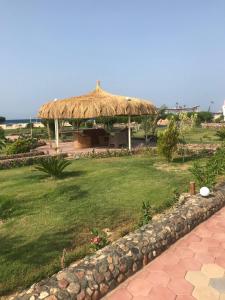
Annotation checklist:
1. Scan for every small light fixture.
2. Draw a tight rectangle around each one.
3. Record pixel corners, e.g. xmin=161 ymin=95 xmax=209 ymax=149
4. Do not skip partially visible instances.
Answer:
xmin=200 ymin=186 xmax=210 ymax=197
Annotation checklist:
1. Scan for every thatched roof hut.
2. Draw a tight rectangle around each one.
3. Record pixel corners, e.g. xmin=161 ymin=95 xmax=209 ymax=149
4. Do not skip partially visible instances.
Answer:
xmin=38 ymin=81 xmax=156 ymax=119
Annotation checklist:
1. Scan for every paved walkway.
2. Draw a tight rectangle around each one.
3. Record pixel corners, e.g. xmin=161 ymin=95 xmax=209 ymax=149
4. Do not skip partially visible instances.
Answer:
xmin=105 ymin=207 xmax=225 ymax=300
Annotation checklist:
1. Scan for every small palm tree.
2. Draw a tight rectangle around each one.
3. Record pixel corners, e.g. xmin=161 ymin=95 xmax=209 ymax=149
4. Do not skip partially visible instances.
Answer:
xmin=35 ymin=156 xmax=71 ymax=178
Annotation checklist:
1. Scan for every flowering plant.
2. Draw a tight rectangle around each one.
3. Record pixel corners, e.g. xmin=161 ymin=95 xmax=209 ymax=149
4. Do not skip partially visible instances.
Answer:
xmin=90 ymin=228 xmax=109 ymax=251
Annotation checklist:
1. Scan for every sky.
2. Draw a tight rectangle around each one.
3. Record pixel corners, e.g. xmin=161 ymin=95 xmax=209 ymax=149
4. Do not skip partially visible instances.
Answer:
xmin=0 ymin=0 xmax=225 ymax=119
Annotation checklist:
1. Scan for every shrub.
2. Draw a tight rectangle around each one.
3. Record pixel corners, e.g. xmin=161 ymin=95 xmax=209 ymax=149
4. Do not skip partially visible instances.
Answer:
xmin=158 ymin=118 xmax=180 ymax=162
xmin=138 ymin=201 xmax=154 ymax=227
xmin=190 ymin=162 xmax=216 ymax=188
xmin=0 ymin=127 xmax=5 ymax=139
xmin=209 ymin=145 xmax=225 ymax=175
xmin=216 ymin=128 xmax=225 ymax=141
xmin=197 ymin=111 xmax=213 ymax=124
xmin=90 ymin=228 xmax=109 ymax=251
xmin=0 ymin=116 xmax=5 ymax=124
xmin=154 ymin=188 xmax=180 ymax=213
xmin=190 ymin=145 xmax=225 ymax=188
xmin=35 ymin=156 xmax=71 ymax=178
xmin=7 ymin=138 xmax=32 ymax=154
xmin=6 ymin=137 xmax=41 ymax=155
xmin=0 ymin=139 xmax=5 ymax=150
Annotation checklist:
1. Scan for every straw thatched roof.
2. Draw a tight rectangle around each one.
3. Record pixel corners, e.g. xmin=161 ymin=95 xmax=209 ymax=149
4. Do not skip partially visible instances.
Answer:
xmin=38 ymin=81 xmax=156 ymax=119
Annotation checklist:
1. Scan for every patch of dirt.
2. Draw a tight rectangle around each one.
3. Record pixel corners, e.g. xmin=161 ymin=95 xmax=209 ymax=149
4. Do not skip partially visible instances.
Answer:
xmin=154 ymin=163 xmax=190 ymax=172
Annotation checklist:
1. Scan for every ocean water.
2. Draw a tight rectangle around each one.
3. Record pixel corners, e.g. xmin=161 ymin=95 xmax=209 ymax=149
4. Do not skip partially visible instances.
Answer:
xmin=4 ymin=119 xmax=41 ymax=124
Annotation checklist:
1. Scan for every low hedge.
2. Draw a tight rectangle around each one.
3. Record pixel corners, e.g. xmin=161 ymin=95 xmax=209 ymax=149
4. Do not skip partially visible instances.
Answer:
xmin=73 ymin=147 xmax=157 ymax=159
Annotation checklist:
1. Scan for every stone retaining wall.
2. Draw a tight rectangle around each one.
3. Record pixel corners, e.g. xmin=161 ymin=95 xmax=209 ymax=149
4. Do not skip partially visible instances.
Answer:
xmin=12 ymin=184 xmax=225 ymax=300
xmin=0 ymin=151 xmax=45 ymax=161
xmin=0 ymin=153 xmax=67 ymax=170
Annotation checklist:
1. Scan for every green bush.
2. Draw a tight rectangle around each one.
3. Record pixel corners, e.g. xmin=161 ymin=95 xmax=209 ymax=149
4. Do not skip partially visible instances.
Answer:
xmin=0 ymin=127 xmax=5 ymax=139
xmin=216 ymin=128 xmax=225 ymax=141
xmin=197 ymin=111 xmax=213 ymax=124
xmin=7 ymin=139 xmax=32 ymax=154
xmin=0 ymin=116 xmax=5 ymax=124
xmin=138 ymin=201 xmax=154 ymax=227
xmin=35 ymin=156 xmax=71 ymax=178
xmin=190 ymin=162 xmax=216 ymax=188
xmin=0 ymin=139 xmax=5 ymax=150
xmin=190 ymin=145 xmax=225 ymax=188
xmin=157 ymin=118 xmax=180 ymax=162
xmin=209 ymin=146 xmax=225 ymax=175
xmin=6 ymin=138 xmax=40 ymax=155
xmin=90 ymin=228 xmax=109 ymax=251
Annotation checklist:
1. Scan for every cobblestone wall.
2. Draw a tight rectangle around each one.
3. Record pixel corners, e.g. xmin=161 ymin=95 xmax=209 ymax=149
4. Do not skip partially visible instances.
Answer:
xmin=12 ymin=184 xmax=225 ymax=300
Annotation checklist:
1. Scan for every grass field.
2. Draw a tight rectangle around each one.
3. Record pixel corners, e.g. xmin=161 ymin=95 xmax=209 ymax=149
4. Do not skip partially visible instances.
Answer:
xmin=134 ymin=127 xmax=221 ymax=144
xmin=0 ymin=155 xmax=193 ymax=295
xmin=183 ymin=127 xmax=221 ymax=144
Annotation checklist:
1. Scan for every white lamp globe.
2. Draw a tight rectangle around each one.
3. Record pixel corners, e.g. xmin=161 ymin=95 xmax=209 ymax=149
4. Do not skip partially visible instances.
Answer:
xmin=200 ymin=187 xmax=210 ymax=197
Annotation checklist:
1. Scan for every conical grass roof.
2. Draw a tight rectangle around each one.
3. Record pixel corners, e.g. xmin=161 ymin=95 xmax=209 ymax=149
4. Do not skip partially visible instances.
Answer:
xmin=38 ymin=81 xmax=156 ymax=119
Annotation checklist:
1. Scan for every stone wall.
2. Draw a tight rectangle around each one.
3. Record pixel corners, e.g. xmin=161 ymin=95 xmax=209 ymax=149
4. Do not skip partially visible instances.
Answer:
xmin=12 ymin=184 xmax=225 ymax=300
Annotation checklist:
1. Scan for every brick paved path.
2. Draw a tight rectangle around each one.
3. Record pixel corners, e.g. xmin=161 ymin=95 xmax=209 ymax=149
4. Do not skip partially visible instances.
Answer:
xmin=105 ymin=207 xmax=225 ymax=300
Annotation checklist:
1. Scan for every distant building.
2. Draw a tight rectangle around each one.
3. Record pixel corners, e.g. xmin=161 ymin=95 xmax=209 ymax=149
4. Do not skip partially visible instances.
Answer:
xmin=165 ymin=105 xmax=200 ymax=114
xmin=223 ymin=101 xmax=225 ymax=121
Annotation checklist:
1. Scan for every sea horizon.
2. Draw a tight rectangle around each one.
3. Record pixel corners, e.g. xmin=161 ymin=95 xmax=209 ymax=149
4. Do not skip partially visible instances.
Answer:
xmin=3 ymin=118 xmax=41 ymax=125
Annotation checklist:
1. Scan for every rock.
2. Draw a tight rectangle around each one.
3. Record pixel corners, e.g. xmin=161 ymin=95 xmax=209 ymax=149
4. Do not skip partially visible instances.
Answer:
xmin=119 ymin=263 xmax=127 ymax=273
xmin=56 ymin=290 xmax=71 ymax=300
xmin=58 ymin=279 xmax=69 ymax=289
xmin=45 ymin=296 xmax=58 ymax=300
xmin=92 ymin=290 xmax=100 ymax=300
xmin=67 ymin=282 xmax=81 ymax=294
xmin=99 ymin=283 xmax=109 ymax=295
xmin=109 ymin=264 xmax=114 ymax=272
xmin=104 ymin=271 xmax=112 ymax=281
xmin=93 ymin=271 xmax=104 ymax=284
xmin=98 ymin=262 xmax=108 ymax=273
xmin=86 ymin=287 xmax=93 ymax=297
xmin=143 ymin=255 xmax=148 ymax=266
xmin=117 ymin=274 xmax=125 ymax=283
xmin=39 ymin=291 xmax=49 ymax=299
xmin=132 ymin=262 xmax=138 ymax=272
xmin=56 ymin=271 xmax=77 ymax=283
xmin=75 ymin=270 xmax=85 ymax=280
xmin=49 ymin=288 xmax=58 ymax=295
xmin=77 ymin=290 xmax=85 ymax=300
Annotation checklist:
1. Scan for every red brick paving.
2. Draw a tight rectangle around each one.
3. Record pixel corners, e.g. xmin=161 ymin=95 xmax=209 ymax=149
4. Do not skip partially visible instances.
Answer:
xmin=104 ymin=207 xmax=225 ymax=300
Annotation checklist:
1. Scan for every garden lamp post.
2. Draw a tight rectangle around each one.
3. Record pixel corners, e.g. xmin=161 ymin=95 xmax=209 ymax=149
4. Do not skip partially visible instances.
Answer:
xmin=126 ymin=97 xmax=132 ymax=151
xmin=54 ymin=98 xmax=59 ymax=152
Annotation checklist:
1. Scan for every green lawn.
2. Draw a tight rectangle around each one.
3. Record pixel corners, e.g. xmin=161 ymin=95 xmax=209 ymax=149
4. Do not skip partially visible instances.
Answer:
xmin=134 ymin=127 xmax=221 ymax=144
xmin=184 ymin=127 xmax=221 ymax=144
xmin=0 ymin=155 xmax=193 ymax=295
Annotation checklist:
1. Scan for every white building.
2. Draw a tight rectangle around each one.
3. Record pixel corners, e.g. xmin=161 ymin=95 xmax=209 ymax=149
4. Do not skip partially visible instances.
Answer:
xmin=223 ymin=100 xmax=225 ymax=121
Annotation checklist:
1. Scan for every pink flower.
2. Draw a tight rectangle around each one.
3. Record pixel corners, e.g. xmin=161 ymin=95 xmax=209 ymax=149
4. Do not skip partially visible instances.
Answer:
xmin=91 ymin=236 xmax=101 ymax=245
